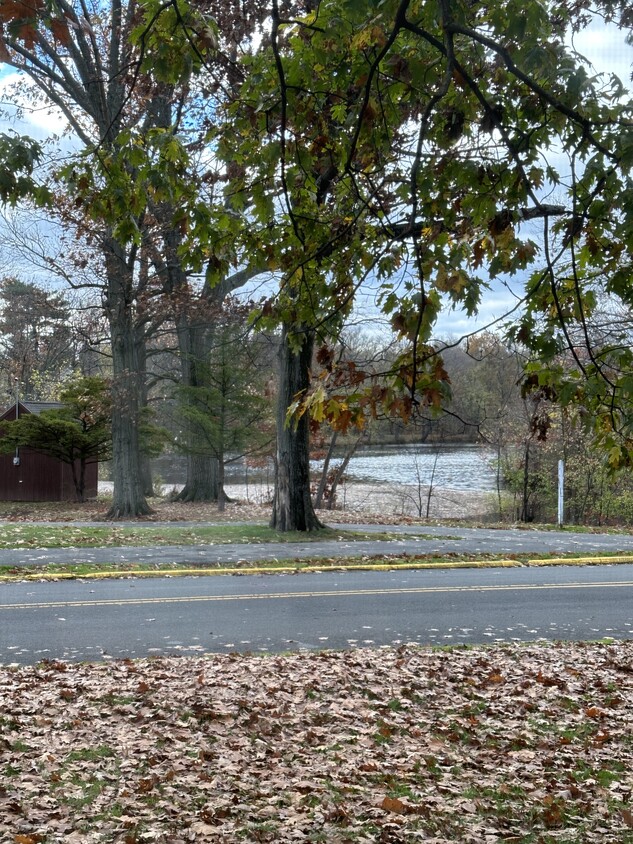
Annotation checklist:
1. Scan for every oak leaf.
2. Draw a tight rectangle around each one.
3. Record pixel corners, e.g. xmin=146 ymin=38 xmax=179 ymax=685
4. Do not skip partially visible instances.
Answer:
xmin=380 ymin=796 xmax=406 ymax=814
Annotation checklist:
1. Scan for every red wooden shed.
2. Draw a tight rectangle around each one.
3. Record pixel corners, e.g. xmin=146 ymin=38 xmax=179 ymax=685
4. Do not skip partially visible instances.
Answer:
xmin=0 ymin=401 xmax=98 ymax=501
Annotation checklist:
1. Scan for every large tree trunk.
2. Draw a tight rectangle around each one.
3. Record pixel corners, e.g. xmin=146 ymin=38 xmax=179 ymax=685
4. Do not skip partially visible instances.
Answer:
xmin=173 ymin=315 xmax=220 ymax=502
xmin=135 ymin=325 xmax=155 ymax=498
xmin=270 ymin=326 xmax=323 ymax=532
xmin=104 ymin=239 xmax=152 ymax=519
xmin=177 ymin=453 xmax=219 ymax=502
xmin=171 ymin=269 xmax=263 ymax=502
xmin=139 ymin=453 xmax=155 ymax=498
xmin=154 ymin=212 xmax=262 ymax=503
xmin=108 ymin=332 xmax=153 ymax=517
xmin=70 ymin=457 xmax=86 ymax=504
xmin=152 ymin=216 xmax=220 ymax=503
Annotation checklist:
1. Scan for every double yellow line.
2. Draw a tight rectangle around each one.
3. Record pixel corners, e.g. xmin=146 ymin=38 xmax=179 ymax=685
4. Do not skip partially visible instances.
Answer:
xmin=1 ymin=579 xmax=633 ymax=611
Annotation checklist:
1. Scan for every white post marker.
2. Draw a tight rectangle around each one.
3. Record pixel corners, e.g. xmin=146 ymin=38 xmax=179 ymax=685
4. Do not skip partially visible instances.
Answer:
xmin=557 ymin=459 xmax=565 ymax=527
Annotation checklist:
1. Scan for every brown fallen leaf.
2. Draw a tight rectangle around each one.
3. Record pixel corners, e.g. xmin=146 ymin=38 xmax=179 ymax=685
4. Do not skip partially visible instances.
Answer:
xmin=380 ymin=796 xmax=407 ymax=814
xmin=294 ymin=780 xmax=322 ymax=792
xmin=190 ymin=821 xmax=221 ymax=835
xmin=584 ymin=706 xmax=604 ymax=719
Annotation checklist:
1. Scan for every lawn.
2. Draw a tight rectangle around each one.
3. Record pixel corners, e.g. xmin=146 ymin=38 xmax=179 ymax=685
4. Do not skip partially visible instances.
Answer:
xmin=1 ymin=642 xmax=631 ymax=843
xmin=0 ymin=523 xmax=447 ymax=550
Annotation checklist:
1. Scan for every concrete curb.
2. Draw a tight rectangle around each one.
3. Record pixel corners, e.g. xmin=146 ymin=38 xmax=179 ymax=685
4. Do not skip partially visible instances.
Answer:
xmin=1 ymin=555 xmax=632 ymax=581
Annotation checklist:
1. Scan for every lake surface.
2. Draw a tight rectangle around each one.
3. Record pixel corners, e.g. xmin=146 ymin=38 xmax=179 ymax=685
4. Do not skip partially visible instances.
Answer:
xmin=310 ymin=444 xmax=497 ymax=492
xmin=154 ymin=444 xmax=497 ymax=493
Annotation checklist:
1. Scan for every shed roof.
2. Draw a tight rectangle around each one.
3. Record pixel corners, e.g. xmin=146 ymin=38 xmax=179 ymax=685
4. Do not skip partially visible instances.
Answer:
xmin=0 ymin=401 xmax=64 ymax=422
xmin=20 ymin=401 xmax=64 ymax=415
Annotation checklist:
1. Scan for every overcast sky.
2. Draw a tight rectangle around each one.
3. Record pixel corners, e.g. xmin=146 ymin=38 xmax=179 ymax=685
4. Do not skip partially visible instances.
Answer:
xmin=0 ymin=17 xmax=631 ymax=341
xmin=436 ymin=21 xmax=633 ymax=340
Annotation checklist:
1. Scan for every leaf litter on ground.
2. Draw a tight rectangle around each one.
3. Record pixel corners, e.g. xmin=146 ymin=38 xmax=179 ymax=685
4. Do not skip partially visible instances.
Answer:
xmin=1 ymin=641 xmax=632 ymax=843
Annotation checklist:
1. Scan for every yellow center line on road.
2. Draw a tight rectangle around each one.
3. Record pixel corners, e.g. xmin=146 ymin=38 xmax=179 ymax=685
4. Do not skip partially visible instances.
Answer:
xmin=1 ymin=580 xmax=633 ymax=611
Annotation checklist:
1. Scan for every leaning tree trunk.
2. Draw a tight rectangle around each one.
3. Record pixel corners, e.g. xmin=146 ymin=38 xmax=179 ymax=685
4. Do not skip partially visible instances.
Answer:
xmin=326 ymin=432 xmax=365 ymax=511
xmin=314 ymin=430 xmax=338 ymax=510
xmin=104 ymin=240 xmax=152 ymax=519
xmin=270 ymin=325 xmax=323 ymax=532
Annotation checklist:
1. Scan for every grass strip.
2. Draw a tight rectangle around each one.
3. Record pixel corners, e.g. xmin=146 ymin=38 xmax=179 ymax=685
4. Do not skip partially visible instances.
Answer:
xmin=1 ymin=551 xmax=632 ymax=581
xmin=0 ymin=561 xmax=522 ymax=580
xmin=0 ymin=523 xmax=451 ymax=549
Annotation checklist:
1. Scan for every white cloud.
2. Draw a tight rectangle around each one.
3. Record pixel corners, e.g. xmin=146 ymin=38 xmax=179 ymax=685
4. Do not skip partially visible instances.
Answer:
xmin=571 ymin=21 xmax=632 ymax=89
xmin=0 ymin=69 xmax=70 ymax=140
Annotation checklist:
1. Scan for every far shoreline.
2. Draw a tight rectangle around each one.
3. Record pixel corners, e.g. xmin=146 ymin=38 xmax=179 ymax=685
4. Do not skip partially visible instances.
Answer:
xmin=99 ymin=480 xmax=496 ymax=522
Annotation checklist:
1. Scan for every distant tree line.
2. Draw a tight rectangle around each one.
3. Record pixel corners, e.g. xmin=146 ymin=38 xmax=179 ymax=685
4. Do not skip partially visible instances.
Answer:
xmin=1 ymin=274 xmax=632 ymax=525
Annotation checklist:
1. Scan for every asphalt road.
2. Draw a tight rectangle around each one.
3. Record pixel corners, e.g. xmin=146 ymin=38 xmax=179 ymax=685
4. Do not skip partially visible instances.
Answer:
xmin=1 ymin=562 xmax=631 ymax=665
xmin=2 ymin=523 xmax=633 ymax=568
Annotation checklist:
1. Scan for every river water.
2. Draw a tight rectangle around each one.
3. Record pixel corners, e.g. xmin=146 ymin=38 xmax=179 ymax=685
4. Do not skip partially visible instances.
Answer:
xmin=310 ymin=444 xmax=497 ymax=492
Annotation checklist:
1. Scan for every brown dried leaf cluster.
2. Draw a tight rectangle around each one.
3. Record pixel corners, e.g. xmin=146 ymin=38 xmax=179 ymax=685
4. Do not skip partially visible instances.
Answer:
xmin=0 ymin=500 xmax=273 ymax=525
xmin=1 ymin=642 xmax=632 ymax=843
xmin=0 ymin=498 xmax=419 ymax=526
